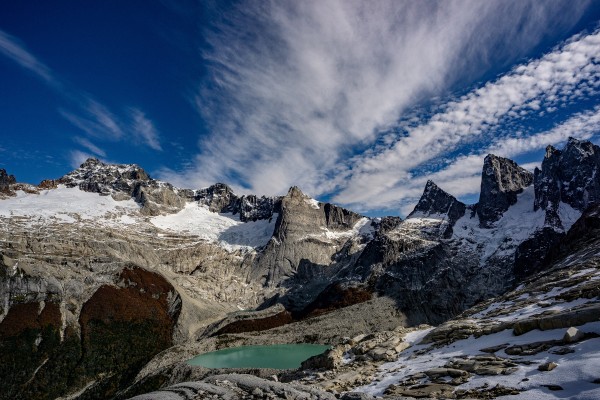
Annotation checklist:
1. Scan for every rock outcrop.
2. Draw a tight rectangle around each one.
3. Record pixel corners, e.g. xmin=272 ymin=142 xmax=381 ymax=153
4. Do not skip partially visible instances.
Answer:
xmin=250 ymin=186 xmax=365 ymax=292
xmin=0 ymin=169 xmax=16 ymax=194
xmin=534 ymin=137 xmax=600 ymax=228
xmin=477 ymin=154 xmax=533 ymax=227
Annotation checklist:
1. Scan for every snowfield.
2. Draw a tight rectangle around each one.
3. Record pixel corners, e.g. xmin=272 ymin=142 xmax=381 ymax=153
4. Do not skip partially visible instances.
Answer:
xmin=0 ymin=186 xmax=140 ymax=224
xmin=151 ymin=202 xmax=277 ymax=251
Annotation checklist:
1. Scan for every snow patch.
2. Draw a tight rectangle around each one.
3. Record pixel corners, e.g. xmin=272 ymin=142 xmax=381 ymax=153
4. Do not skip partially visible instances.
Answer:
xmin=309 ymin=217 xmax=373 ymax=241
xmin=558 ymin=202 xmax=582 ymax=231
xmin=304 ymin=198 xmax=320 ymax=210
xmin=356 ymin=322 xmax=600 ymax=398
xmin=452 ymin=186 xmax=545 ymax=262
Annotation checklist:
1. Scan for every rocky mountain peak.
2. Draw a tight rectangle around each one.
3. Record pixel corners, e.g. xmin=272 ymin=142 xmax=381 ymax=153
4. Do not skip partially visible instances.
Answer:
xmin=544 ymin=144 xmax=560 ymax=160
xmin=194 ymin=183 xmax=280 ymax=222
xmin=195 ymin=183 xmax=236 ymax=213
xmin=534 ymin=138 xmax=600 ymax=227
xmin=80 ymin=157 xmax=101 ymax=168
xmin=477 ymin=154 xmax=533 ymax=227
xmin=59 ymin=158 xmax=152 ymax=193
xmin=565 ymin=136 xmax=596 ymax=157
xmin=408 ymin=180 xmax=466 ymax=234
xmin=57 ymin=158 xmax=188 ymax=215
xmin=287 ymin=186 xmax=307 ymax=198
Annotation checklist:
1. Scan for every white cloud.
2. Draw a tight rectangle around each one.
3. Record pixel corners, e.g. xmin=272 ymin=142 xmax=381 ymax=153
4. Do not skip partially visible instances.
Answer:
xmin=170 ymin=0 xmax=590 ymax=199
xmin=73 ymin=137 xmax=106 ymax=157
xmin=68 ymin=150 xmax=95 ymax=169
xmin=0 ymin=29 xmax=56 ymax=86
xmin=129 ymin=108 xmax=162 ymax=151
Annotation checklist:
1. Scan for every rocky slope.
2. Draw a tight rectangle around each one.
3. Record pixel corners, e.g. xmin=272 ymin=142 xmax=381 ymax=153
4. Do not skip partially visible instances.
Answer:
xmin=135 ymin=201 xmax=600 ymax=399
xmin=0 ymin=138 xmax=599 ymax=399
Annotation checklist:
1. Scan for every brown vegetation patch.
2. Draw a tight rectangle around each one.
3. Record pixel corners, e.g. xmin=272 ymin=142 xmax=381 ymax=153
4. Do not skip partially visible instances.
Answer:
xmin=214 ymin=311 xmax=294 ymax=335
xmin=0 ymin=302 xmax=61 ymax=338
xmin=298 ymin=283 xmax=373 ymax=319
xmin=80 ymin=267 xmax=178 ymax=331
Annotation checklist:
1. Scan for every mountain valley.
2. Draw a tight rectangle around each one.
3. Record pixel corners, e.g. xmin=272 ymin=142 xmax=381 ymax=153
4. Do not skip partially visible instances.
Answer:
xmin=1 ymin=138 xmax=599 ymax=399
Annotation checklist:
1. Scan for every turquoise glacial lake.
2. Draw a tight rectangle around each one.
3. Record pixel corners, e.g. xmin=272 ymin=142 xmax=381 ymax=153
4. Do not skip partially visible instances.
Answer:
xmin=187 ymin=343 xmax=330 ymax=369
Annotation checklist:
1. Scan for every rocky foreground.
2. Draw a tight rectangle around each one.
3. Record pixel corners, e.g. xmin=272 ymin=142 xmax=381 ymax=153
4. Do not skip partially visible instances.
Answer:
xmin=0 ymin=138 xmax=599 ymax=399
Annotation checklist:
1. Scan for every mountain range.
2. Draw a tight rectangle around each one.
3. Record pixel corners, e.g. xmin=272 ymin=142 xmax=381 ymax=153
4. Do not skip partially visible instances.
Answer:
xmin=0 ymin=137 xmax=599 ymax=399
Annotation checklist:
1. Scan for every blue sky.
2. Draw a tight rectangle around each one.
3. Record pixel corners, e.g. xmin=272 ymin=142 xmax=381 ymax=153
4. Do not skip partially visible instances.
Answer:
xmin=1 ymin=1 xmax=600 ymax=216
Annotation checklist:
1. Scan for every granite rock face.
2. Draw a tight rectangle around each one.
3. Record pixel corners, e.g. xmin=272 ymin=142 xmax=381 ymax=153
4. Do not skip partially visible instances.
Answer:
xmin=477 ymin=154 xmax=534 ymax=227
xmin=250 ymin=186 xmax=366 ymax=292
xmin=534 ymin=137 xmax=600 ymax=228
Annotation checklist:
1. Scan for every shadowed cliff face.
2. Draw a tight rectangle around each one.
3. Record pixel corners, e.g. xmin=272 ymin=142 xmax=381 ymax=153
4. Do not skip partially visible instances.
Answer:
xmin=477 ymin=154 xmax=533 ymax=228
xmin=0 ymin=266 xmax=181 ymax=400
xmin=534 ymin=138 xmax=600 ymax=227
xmin=250 ymin=186 xmax=365 ymax=288
xmin=408 ymin=180 xmax=466 ymax=237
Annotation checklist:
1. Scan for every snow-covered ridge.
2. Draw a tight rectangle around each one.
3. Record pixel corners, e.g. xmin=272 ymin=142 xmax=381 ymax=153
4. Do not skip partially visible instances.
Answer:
xmin=0 ymin=185 xmax=277 ymax=252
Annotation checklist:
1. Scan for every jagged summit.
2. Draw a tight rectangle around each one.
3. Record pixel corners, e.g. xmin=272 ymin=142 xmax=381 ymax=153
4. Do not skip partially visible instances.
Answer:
xmin=196 ymin=182 xmax=280 ymax=222
xmin=534 ymin=137 xmax=600 ymax=228
xmin=59 ymin=157 xmax=153 ymax=194
xmin=477 ymin=154 xmax=533 ymax=227
xmin=408 ymin=180 xmax=466 ymax=233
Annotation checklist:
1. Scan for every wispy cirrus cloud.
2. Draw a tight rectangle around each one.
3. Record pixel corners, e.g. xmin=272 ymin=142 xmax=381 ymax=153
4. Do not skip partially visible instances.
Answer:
xmin=130 ymin=108 xmax=162 ymax=151
xmin=163 ymin=0 xmax=592 ymax=202
xmin=73 ymin=137 xmax=106 ymax=157
xmin=59 ymin=98 xmax=123 ymax=141
xmin=0 ymin=29 xmax=162 ymax=154
xmin=0 ymin=29 xmax=57 ymax=86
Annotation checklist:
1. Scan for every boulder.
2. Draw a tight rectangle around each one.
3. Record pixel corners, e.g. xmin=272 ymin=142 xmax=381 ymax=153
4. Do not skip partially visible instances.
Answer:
xmin=563 ymin=327 xmax=585 ymax=343
xmin=538 ymin=362 xmax=558 ymax=372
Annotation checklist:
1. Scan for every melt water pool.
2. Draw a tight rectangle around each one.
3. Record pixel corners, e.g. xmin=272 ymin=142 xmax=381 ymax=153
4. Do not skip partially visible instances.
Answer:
xmin=187 ymin=343 xmax=330 ymax=369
